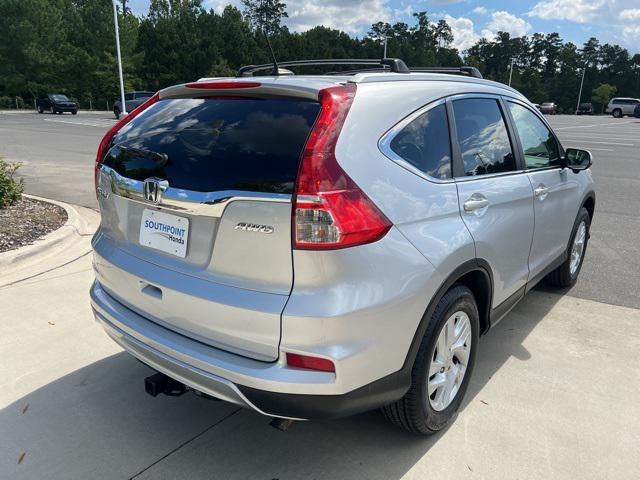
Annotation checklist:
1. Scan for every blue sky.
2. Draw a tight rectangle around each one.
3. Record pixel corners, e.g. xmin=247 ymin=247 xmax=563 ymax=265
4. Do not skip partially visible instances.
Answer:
xmin=129 ymin=0 xmax=640 ymax=54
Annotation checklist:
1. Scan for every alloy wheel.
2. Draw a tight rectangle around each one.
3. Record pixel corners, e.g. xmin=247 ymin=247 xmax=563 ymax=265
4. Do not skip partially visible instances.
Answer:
xmin=428 ymin=311 xmax=472 ymax=411
xmin=570 ymin=221 xmax=587 ymax=277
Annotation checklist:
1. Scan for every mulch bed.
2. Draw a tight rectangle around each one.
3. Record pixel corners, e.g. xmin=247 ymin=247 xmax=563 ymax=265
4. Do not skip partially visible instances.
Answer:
xmin=0 ymin=197 xmax=68 ymax=253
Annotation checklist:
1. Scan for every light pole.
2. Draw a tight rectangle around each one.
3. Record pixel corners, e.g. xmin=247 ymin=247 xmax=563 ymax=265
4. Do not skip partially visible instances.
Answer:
xmin=576 ymin=65 xmax=587 ymax=114
xmin=383 ymin=36 xmax=388 ymax=58
xmin=113 ymin=1 xmax=127 ymax=116
xmin=508 ymin=57 xmax=516 ymax=87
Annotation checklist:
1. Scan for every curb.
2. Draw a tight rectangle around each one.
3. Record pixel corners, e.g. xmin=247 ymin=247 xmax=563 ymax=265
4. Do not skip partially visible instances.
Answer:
xmin=0 ymin=194 xmax=95 ymax=271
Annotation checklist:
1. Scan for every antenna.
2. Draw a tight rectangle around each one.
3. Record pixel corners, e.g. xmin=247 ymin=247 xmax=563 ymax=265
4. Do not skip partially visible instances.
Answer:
xmin=262 ymin=27 xmax=279 ymax=75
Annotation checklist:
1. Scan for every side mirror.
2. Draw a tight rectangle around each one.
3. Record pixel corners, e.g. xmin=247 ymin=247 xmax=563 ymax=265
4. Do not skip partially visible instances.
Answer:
xmin=563 ymin=148 xmax=592 ymax=173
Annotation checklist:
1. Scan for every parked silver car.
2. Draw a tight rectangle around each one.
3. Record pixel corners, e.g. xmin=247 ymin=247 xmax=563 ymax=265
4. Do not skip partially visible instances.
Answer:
xmin=605 ymin=97 xmax=640 ymax=118
xmin=91 ymin=59 xmax=595 ymax=434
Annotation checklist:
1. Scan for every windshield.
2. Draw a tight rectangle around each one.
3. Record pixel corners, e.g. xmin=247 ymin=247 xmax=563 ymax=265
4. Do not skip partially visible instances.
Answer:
xmin=51 ymin=94 xmax=70 ymax=102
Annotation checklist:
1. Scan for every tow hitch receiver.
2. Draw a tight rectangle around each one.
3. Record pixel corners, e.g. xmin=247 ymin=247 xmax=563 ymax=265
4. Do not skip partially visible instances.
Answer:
xmin=144 ymin=372 xmax=188 ymax=397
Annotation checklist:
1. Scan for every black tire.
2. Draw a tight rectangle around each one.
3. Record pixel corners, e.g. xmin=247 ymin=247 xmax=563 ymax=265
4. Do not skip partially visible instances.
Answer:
xmin=72 ymin=110 xmax=77 ymax=115
xmin=382 ymin=285 xmax=479 ymax=435
xmin=546 ymin=207 xmax=591 ymax=288
xmin=113 ymin=107 xmax=120 ymax=120
xmin=612 ymin=109 xmax=623 ymax=118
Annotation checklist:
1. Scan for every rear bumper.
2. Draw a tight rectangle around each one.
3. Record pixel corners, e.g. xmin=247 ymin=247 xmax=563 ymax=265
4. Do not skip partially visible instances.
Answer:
xmin=90 ymin=280 xmax=409 ymax=419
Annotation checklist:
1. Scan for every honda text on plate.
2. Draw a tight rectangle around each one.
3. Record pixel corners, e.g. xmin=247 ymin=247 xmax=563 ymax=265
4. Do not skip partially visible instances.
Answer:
xmin=90 ymin=58 xmax=595 ymax=434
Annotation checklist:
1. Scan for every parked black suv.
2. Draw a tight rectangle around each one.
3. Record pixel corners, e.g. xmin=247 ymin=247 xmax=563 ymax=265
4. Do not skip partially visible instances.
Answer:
xmin=36 ymin=94 xmax=78 ymax=114
xmin=576 ymin=103 xmax=594 ymax=115
xmin=113 ymin=91 xmax=155 ymax=119
xmin=634 ymin=103 xmax=640 ymax=118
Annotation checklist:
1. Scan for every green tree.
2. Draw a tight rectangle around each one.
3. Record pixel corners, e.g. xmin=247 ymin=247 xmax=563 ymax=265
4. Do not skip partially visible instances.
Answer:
xmin=242 ymin=0 xmax=288 ymax=35
xmin=591 ymin=83 xmax=617 ymax=112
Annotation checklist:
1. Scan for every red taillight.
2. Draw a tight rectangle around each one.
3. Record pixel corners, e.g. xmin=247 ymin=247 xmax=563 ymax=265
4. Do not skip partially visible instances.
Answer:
xmin=286 ymin=353 xmax=335 ymax=373
xmin=185 ymin=81 xmax=261 ymax=89
xmin=293 ymin=84 xmax=391 ymax=250
xmin=94 ymin=92 xmax=159 ymax=191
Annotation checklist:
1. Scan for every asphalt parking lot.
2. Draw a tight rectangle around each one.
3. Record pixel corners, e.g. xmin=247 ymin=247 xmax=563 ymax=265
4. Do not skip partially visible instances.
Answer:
xmin=1 ymin=111 xmax=640 ymax=479
xmin=1 ymin=110 xmax=638 ymax=309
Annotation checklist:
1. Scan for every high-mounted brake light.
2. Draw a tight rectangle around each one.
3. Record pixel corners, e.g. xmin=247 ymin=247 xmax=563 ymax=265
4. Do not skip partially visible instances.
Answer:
xmin=94 ymin=92 xmax=159 ymax=191
xmin=286 ymin=353 xmax=335 ymax=373
xmin=293 ymin=84 xmax=391 ymax=250
xmin=185 ymin=81 xmax=261 ymax=89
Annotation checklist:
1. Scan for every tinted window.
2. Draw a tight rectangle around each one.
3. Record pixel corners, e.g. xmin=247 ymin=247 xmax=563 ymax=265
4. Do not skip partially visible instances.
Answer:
xmin=452 ymin=98 xmax=516 ymax=176
xmin=105 ymin=98 xmax=320 ymax=193
xmin=508 ymin=102 xmax=560 ymax=169
xmin=389 ymin=104 xmax=452 ymax=179
xmin=124 ymin=93 xmax=134 ymax=101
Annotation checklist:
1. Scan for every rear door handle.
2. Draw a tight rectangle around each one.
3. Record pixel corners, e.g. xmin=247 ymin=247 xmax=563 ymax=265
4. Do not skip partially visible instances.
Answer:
xmin=463 ymin=194 xmax=490 ymax=212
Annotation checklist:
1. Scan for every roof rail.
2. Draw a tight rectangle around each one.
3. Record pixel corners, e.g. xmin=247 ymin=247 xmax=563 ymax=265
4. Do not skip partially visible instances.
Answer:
xmin=409 ymin=66 xmax=483 ymax=79
xmin=237 ymin=58 xmax=410 ymax=77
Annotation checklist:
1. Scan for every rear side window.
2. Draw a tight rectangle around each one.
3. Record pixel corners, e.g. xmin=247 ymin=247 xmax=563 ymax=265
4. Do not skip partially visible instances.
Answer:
xmin=389 ymin=104 xmax=452 ymax=179
xmin=452 ymin=98 xmax=516 ymax=177
xmin=104 ymin=98 xmax=320 ymax=193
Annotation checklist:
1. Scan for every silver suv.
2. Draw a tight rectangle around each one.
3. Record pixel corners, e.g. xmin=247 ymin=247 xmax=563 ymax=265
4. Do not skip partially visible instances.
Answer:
xmin=90 ymin=59 xmax=595 ymax=434
xmin=605 ymin=97 xmax=640 ymax=117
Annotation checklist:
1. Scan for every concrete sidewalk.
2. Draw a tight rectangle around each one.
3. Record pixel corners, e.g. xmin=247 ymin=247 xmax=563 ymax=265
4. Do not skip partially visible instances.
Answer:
xmin=1 ymin=202 xmax=639 ymax=479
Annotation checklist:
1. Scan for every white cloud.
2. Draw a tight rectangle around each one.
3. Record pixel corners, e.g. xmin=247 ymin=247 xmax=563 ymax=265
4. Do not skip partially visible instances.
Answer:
xmin=529 ymin=0 xmax=607 ymax=23
xmin=442 ymin=15 xmax=480 ymax=51
xmin=486 ymin=11 xmax=532 ymax=37
xmin=528 ymin=0 xmax=640 ymax=52
xmin=619 ymin=9 xmax=640 ymax=21
xmin=284 ymin=0 xmax=390 ymax=35
xmin=472 ymin=7 xmax=488 ymax=15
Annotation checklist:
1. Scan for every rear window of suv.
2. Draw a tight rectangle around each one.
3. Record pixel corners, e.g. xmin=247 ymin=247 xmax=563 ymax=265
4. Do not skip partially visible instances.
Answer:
xmin=104 ymin=97 xmax=320 ymax=193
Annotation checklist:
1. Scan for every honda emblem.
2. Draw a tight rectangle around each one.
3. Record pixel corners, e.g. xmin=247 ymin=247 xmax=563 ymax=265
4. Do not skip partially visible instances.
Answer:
xmin=143 ymin=178 xmax=169 ymax=204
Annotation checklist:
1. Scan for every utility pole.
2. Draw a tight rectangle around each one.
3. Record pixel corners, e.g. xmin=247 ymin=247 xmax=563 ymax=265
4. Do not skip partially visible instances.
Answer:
xmin=508 ymin=58 xmax=516 ymax=87
xmin=576 ymin=65 xmax=586 ymax=114
xmin=383 ymin=36 xmax=388 ymax=58
xmin=113 ymin=1 xmax=127 ymax=116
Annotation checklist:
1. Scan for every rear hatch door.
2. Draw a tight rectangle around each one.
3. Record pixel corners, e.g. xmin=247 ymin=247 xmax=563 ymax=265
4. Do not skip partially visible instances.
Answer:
xmin=94 ymin=89 xmax=320 ymax=361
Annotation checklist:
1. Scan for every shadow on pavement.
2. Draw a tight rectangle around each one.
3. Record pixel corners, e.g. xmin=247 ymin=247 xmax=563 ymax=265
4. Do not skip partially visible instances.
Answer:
xmin=1 ymin=291 xmax=561 ymax=480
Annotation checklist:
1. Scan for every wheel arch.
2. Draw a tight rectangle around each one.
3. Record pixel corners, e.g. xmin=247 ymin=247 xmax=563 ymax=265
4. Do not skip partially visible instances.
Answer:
xmin=402 ymin=259 xmax=493 ymax=372
xmin=581 ymin=191 xmax=596 ymax=222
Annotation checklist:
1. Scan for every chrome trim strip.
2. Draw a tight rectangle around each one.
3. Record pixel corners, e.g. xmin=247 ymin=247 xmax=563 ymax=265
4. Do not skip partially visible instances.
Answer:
xmin=98 ymin=164 xmax=291 ymax=217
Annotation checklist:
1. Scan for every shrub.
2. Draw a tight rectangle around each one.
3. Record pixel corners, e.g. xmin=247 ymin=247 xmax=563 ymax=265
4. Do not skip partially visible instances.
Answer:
xmin=0 ymin=96 xmax=13 ymax=109
xmin=0 ymin=157 xmax=24 ymax=208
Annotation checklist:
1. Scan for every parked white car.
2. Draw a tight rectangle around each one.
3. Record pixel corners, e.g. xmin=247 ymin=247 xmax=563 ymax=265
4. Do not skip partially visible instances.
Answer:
xmin=605 ymin=97 xmax=640 ymax=117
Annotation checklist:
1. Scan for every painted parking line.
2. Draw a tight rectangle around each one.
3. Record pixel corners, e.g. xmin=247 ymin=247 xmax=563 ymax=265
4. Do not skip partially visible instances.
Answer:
xmin=554 ymin=121 xmax=636 ymax=130
xmin=578 ymin=147 xmax=614 ymax=152
xmin=560 ymin=140 xmax=634 ymax=146
xmin=558 ymin=133 xmax=639 ymax=140
xmin=43 ymin=118 xmax=116 ymax=128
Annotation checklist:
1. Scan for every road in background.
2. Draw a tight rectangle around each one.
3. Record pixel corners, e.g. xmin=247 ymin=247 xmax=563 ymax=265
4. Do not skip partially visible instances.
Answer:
xmin=546 ymin=115 xmax=640 ymax=310
xmin=0 ymin=111 xmax=114 ymax=208
xmin=1 ymin=111 xmax=638 ymax=309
